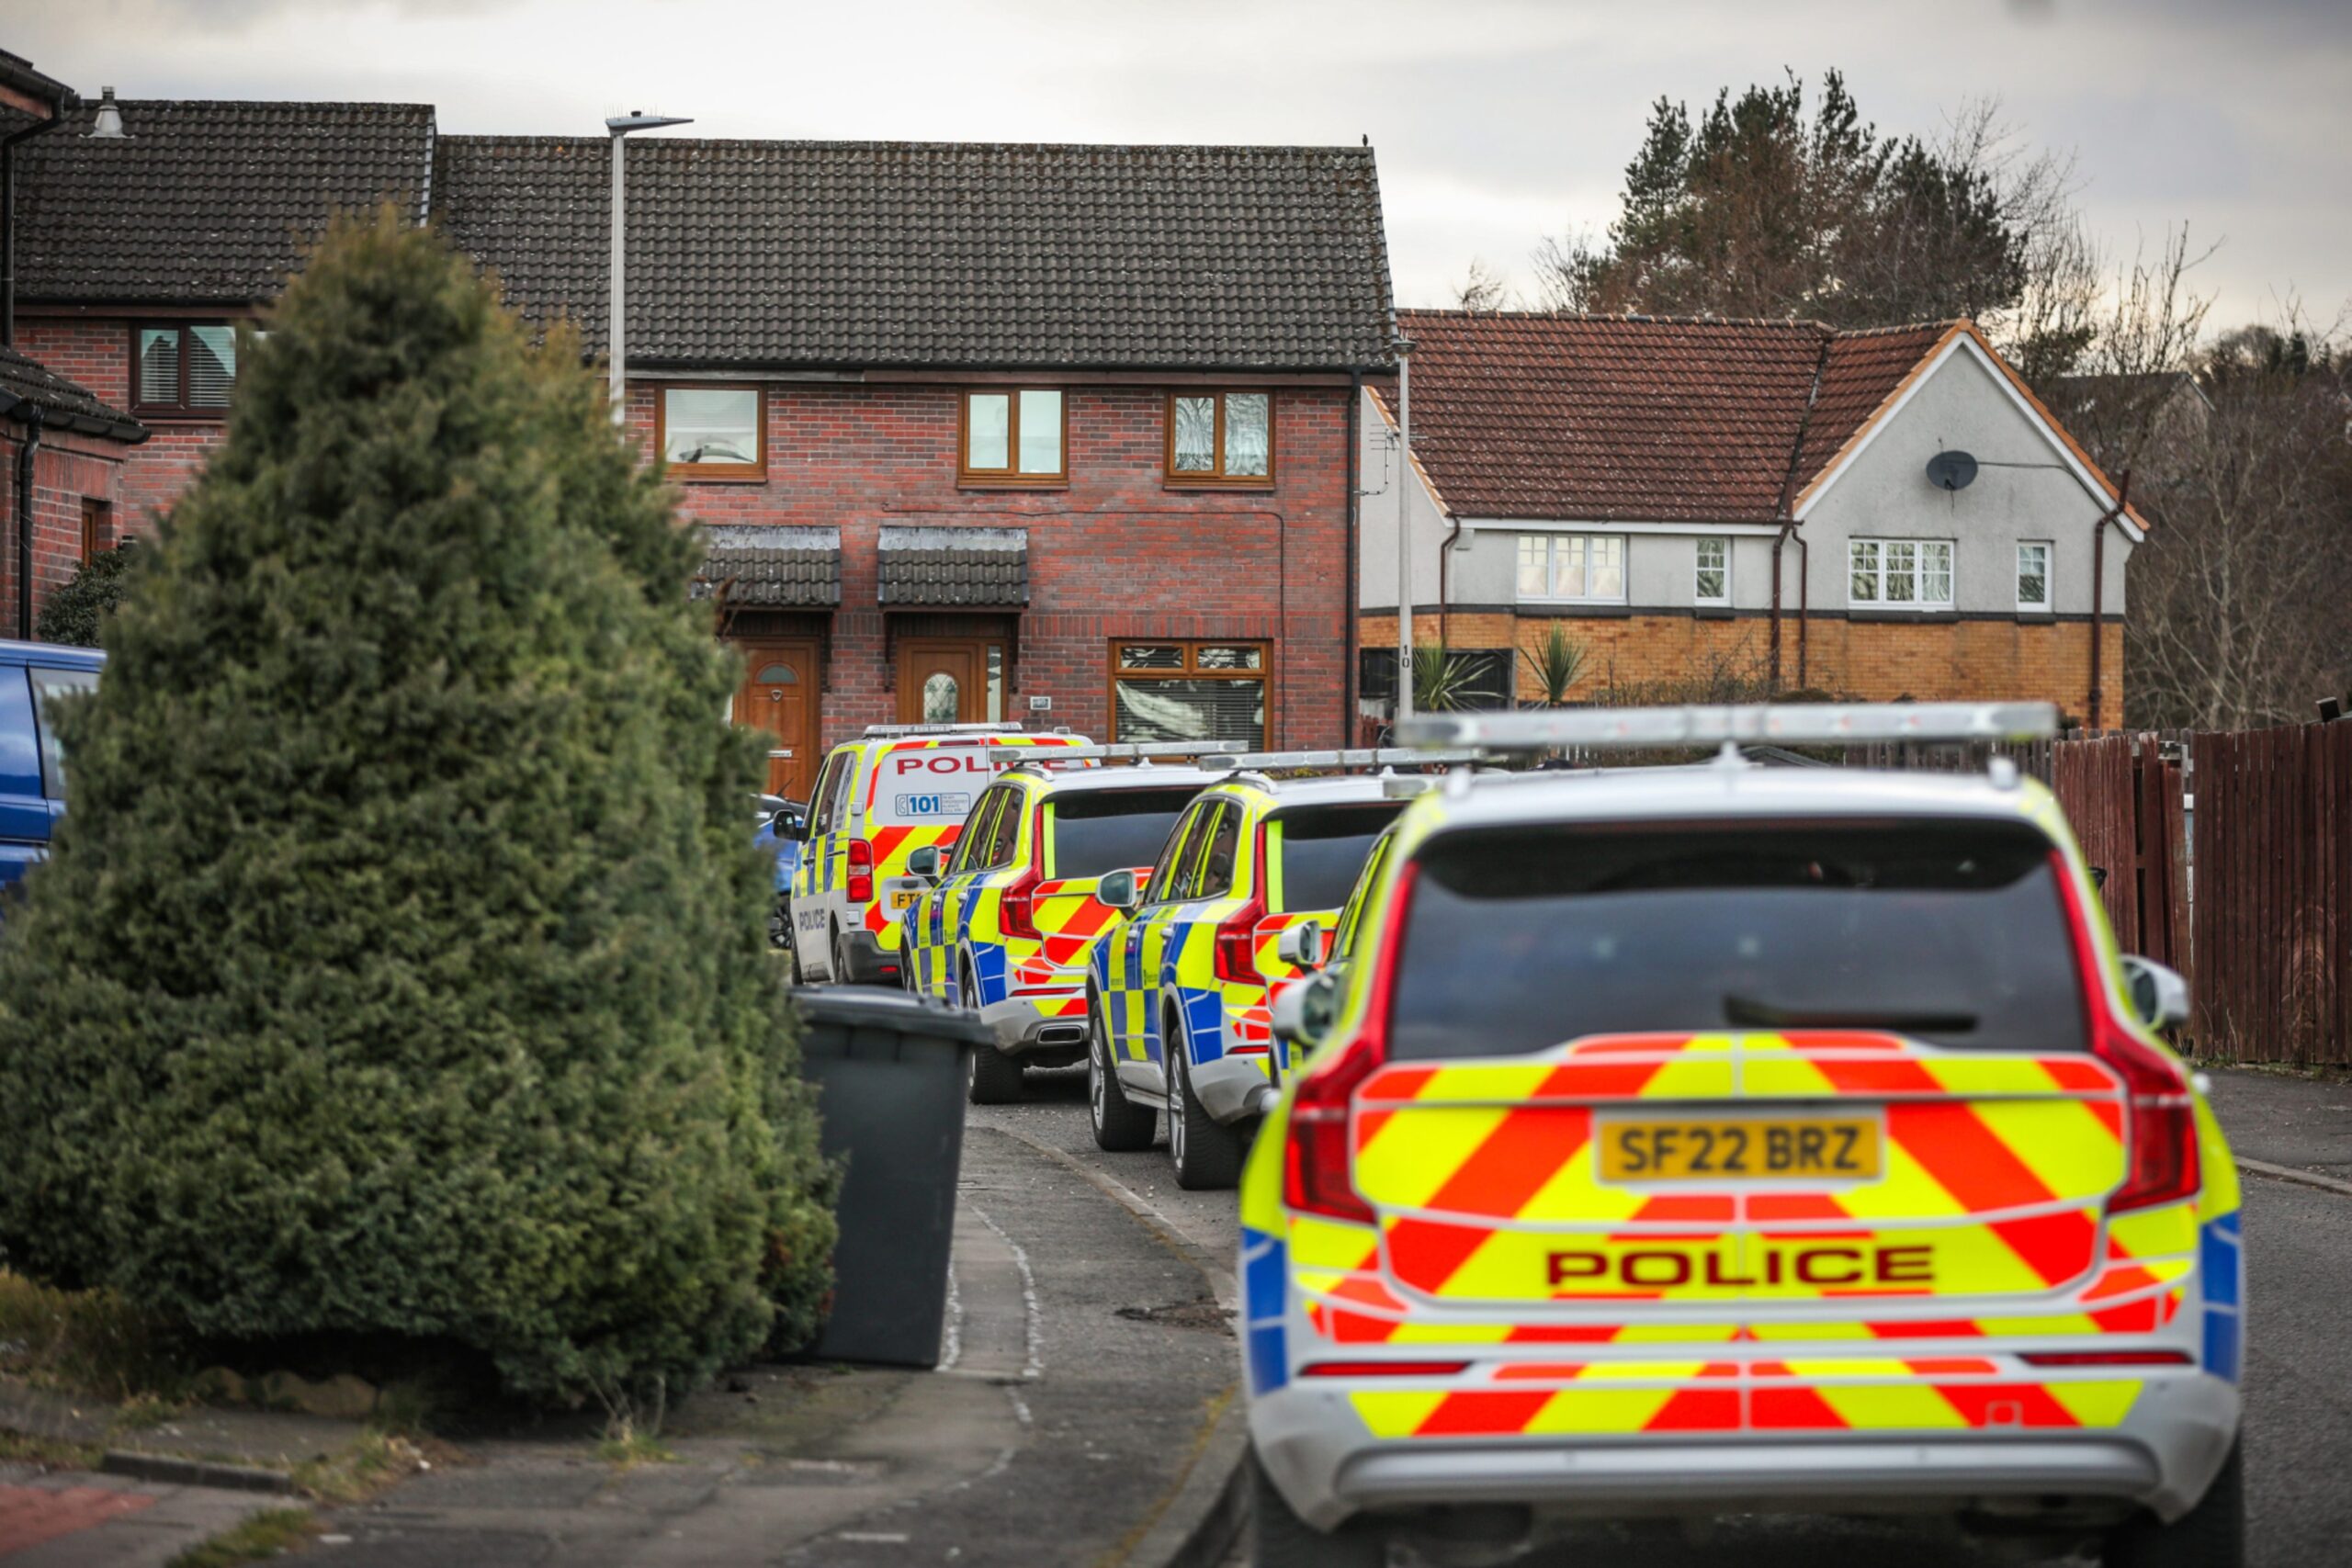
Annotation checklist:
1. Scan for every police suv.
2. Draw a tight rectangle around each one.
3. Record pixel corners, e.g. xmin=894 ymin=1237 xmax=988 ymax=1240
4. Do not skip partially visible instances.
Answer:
xmin=1242 ymin=705 xmax=2244 ymax=1568
xmin=784 ymin=724 xmax=1087 ymax=986
xmin=898 ymin=740 xmax=1238 ymax=1101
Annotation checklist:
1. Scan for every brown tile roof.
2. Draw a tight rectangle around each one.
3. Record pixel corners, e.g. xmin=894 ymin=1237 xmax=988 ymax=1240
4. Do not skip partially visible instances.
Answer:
xmin=1388 ymin=311 xmax=1961 ymax=524
xmin=690 ymin=526 xmax=841 ymax=608
xmin=0 ymin=344 xmax=145 ymax=442
xmin=434 ymin=137 xmax=1395 ymax=370
xmin=876 ymin=526 xmax=1028 ymax=606
xmin=16 ymin=99 xmax=435 ymax=304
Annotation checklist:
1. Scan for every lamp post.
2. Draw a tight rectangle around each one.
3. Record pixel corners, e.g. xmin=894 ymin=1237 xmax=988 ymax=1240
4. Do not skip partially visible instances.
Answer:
xmin=605 ymin=111 xmax=693 ymax=426
xmin=1394 ymin=334 xmax=1415 ymax=719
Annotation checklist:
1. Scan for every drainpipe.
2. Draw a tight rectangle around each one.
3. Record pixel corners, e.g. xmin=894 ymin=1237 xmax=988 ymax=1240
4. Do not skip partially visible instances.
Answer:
xmin=1437 ymin=507 xmax=1462 ymax=656
xmin=2086 ymin=470 xmax=2132 ymax=731
xmin=1794 ymin=533 xmax=1810 ymax=689
xmin=1770 ymin=524 xmax=1791 ymax=689
xmin=15 ymin=404 xmax=42 ymax=637
xmin=1769 ymin=334 xmax=1834 ymax=694
xmin=1342 ymin=369 xmax=1361 ymax=746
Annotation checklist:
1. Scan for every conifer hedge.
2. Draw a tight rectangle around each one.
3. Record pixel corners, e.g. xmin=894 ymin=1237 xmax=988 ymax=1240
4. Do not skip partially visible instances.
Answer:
xmin=0 ymin=215 xmax=833 ymax=1403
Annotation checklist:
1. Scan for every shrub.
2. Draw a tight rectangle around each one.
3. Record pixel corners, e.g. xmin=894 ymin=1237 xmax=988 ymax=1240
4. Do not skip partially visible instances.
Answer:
xmin=0 ymin=213 xmax=832 ymax=1404
xmin=33 ymin=541 xmax=141 ymax=647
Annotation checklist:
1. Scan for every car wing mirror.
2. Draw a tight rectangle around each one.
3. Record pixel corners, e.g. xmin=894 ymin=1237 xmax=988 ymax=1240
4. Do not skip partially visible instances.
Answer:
xmin=1098 ymin=868 xmax=1140 ymax=912
xmin=2120 ymin=954 xmax=2189 ymax=1031
xmin=907 ymin=844 xmax=944 ymax=881
xmin=1277 ymin=919 xmax=1327 ymax=970
xmin=1271 ymin=969 xmax=1340 ymax=1050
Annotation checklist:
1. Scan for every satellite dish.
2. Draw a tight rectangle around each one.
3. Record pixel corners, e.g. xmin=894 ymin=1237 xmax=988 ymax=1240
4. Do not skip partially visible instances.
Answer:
xmin=1927 ymin=450 xmax=1979 ymax=491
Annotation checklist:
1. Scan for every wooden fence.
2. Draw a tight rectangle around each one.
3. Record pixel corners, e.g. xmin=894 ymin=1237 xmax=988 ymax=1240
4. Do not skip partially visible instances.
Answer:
xmin=1852 ymin=721 xmax=2352 ymax=1066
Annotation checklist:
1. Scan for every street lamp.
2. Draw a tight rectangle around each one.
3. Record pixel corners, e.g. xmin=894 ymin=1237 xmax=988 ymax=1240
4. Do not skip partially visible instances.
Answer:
xmin=605 ymin=110 xmax=694 ymax=426
xmin=1393 ymin=334 xmax=1416 ymax=719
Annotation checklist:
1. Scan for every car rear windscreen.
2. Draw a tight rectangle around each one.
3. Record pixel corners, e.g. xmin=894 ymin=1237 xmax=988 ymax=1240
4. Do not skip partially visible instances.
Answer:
xmin=1048 ymin=788 xmax=1201 ymax=880
xmin=1273 ymin=803 xmax=1408 ymax=913
xmin=1389 ymin=820 xmax=2084 ymax=1059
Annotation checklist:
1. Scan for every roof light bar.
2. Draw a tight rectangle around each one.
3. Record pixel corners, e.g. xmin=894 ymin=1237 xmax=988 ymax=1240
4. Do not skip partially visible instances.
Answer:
xmin=986 ymin=740 xmax=1244 ymax=767
xmin=1203 ymin=747 xmax=1484 ymax=773
xmin=861 ymin=721 xmax=1029 ymax=739
xmin=1394 ymin=703 xmax=2058 ymax=751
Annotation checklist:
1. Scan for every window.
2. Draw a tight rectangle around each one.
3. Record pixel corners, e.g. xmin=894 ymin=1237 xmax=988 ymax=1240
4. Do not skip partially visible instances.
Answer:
xmin=1147 ymin=802 xmax=1216 ymax=906
xmin=80 ymin=499 xmax=110 ymax=561
xmin=1848 ymin=537 xmax=1953 ymax=609
xmin=950 ymin=790 xmax=1008 ymax=874
xmin=1694 ymin=536 xmax=1729 ymax=604
xmin=28 ymin=667 xmax=96 ymax=802
xmin=657 ymin=386 xmax=764 ymax=479
xmin=1112 ymin=641 xmax=1268 ymax=748
xmin=1515 ymin=534 xmax=1625 ymax=603
xmin=1195 ymin=804 xmax=1243 ymax=900
xmin=1046 ymin=788 xmax=1201 ymax=880
xmin=961 ymin=389 xmax=1065 ymax=484
xmin=1271 ymin=803 xmax=1407 ymax=913
xmin=130 ymin=322 xmax=239 ymax=417
xmin=2018 ymin=542 xmax=2052 ymax=612
xmin=1166 ymin=391 xmax=1274 ymax=484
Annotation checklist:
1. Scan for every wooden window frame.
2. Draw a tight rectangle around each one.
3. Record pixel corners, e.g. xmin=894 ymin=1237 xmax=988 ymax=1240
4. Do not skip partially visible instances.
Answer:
xmin=80 ymin=498 xmax=110 ymax=561
xmin=1106 ymin=638 xmax=1271 ymax=748
xmin=128 ymin=321 xmax=238 ymax=421
xmin=654 ymin=383 xmax=767 ymax=482
xmin=1163 ymin=390 xmax=1276 ymax=487
xmin=958 ymin=388 xmax=1067 ymax=488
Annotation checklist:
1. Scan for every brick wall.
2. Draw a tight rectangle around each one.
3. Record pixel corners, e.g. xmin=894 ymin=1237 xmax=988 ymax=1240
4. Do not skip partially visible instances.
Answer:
xmin=0 ymin=426 xmax=133 ymax=638
xmin=17 ymin=317 xmax=228 ymax=531
xmin=641 ymin=380 xmax=1353 ymax=751
xmin=1358 ymin=610 xmax=2123 ymax=719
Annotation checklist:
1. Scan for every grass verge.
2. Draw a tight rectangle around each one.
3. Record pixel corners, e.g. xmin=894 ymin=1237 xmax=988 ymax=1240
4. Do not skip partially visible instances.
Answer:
xmin=290 ymin=1432 xmax=424 ymax=1505
xmin=164 ymin=1507 xmax=318 ymax=1568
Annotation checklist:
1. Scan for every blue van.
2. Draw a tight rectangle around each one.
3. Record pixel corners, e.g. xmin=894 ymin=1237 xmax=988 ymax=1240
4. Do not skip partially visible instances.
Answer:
xmin=0 ymin=639 xmax=104 ymax=893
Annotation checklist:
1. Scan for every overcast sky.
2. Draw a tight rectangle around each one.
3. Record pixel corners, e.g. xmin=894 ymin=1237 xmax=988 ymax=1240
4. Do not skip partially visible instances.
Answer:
xmin=15 ymin=0 xmax=2349 ymax=333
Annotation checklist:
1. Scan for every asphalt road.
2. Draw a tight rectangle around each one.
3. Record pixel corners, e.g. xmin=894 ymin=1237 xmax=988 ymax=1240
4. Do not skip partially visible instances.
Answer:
xmin=978 ymin=1067 xmax=2352 ymax=1568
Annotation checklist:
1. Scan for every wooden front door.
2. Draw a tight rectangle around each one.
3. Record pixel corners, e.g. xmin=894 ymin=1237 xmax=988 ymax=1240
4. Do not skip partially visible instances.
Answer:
xmin=735 ymin=640 xmax=819 ymax=799
xmin=898 ymin=638 xmax=988 ymax=725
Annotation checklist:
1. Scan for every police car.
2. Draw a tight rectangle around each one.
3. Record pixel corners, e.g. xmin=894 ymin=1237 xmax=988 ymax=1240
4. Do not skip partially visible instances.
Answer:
xmin=1241 ymin=704 xmax=2244 ymax=1568
xmin=1087 ymin=750 xmax=1467 ymax=1190
xmin=784 ymin=724 xmax=1088 ymax=986
xmin=897 ymin=741 xmax=1238 ymax=1102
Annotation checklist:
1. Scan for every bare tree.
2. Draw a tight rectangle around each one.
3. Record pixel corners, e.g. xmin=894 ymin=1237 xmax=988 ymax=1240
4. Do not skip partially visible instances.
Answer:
xmin=1453 ymin=257 xmax=1516 ymax=312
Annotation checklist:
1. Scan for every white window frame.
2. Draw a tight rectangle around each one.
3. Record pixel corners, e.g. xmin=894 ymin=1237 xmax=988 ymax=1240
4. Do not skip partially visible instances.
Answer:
xmin=1516 ymin=533 xmax=1627 ymax=605
xmin=1693 ymin=536 xmax=1730 ymax=605
xmin=1848 ymin=537 xmax=1954 ymax=611
xmin=2017 ymin=541 xmax=2052 ymax=613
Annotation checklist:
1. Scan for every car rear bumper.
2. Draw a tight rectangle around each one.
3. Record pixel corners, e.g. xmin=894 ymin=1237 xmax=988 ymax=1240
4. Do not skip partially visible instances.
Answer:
xmin=980 ymin=992 xmax=1091 ymax=1057
xmin=1250 ymin=1373 xmax=2239 ymax=1532
xmin=1191 ymin=1049 xmax=1276 ymax=1123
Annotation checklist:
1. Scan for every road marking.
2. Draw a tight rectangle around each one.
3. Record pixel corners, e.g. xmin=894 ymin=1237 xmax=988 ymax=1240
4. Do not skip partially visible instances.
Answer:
xmin=2237 ymin=1156 xmax=2352 ymax=1199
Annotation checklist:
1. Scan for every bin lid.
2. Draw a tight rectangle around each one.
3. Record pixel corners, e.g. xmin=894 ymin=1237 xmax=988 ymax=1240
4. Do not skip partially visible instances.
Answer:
xmin=789 ymin=986 xmax=995 ymax=1045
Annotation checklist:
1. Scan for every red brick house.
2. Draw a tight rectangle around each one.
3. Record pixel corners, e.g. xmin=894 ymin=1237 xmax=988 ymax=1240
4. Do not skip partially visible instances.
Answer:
xmin=16 ymin=99 xmax=1396 ymax=790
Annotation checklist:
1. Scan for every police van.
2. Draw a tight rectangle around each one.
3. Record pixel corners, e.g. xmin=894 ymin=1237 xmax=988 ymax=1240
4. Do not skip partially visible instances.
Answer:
xmin=784 ymin=724 xmax=1087 ymax=986
xmin=1243 ymin=704 xmax=2245 ymax=1568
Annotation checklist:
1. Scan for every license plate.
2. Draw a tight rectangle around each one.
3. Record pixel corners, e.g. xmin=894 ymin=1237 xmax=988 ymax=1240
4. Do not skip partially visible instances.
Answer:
xmin=888 ymin=890 xmax=920 ymax=911
xmin=1599 ymin=1116 xmax=1881 ymax=1182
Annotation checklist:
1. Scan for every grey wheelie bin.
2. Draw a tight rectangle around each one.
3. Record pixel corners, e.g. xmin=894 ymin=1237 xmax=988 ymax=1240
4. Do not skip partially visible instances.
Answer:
xmin=792 ymin=986 xmax=989 ymax=1367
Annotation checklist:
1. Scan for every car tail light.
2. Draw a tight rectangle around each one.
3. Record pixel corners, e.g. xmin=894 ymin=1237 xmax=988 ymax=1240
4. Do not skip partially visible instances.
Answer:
xmin=1282 ymin=863 xmax=1417 ymax=1227
xmin=2054 ymin=851 xmax=2199 ymax=1213
xmin=2020 ymin=1349 xmax=2193 ymax=1368
xmin=845 ymin=838 xmax=874 ymax=905
xmin=1301 ymin=1360 xmax=1468 ymax=1379
xmin=1213 ymin=897 xmax=1266 ymax=985
xmin=1001 ymin=868 xmax=1042 ymax=941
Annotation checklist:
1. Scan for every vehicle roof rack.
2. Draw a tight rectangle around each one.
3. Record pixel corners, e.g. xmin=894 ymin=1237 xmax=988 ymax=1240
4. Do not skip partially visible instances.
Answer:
xmin=1393 ymin=702 xmax=2058 ymax=751
xmin=987 ymin=739 xmax=1244 ymax=769
xmin=1202 ymin=746 xmax=1483 ymax=776
xmin=861 ymin=721 xmax=1038 ymax=739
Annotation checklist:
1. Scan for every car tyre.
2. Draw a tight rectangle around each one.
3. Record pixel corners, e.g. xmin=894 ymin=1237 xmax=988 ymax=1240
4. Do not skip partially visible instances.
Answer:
xmin=1167 ymin=1012 xmax=1245 ymax=1190
xmin=1089 ymin=993 xmax=1157 ymax=1152
xmin=1250 ymin=1450 xmax=1384 ymax=1568
xmin=2102 ymin=1438 xmax=2244 ymax=1568
xmin=966 ymin=961 xmax=1027 ymax=1104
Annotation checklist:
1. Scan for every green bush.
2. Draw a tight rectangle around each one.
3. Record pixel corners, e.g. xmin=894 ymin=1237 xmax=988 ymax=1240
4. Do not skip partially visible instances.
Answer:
xmin=34 ymin=541 xmax=141 ymax=647
xmin=0 ymin=213 xmax=832 ymax=1404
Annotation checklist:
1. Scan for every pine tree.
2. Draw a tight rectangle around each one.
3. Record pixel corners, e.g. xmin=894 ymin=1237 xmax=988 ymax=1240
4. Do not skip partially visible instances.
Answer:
xmin=0 ymin=213 xmax=832 ymax=1404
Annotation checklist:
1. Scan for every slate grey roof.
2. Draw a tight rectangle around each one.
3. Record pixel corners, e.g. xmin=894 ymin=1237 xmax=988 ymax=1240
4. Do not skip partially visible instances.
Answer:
xmin=434 ymin=137 xmax=1395 ymax=371
xmin=690 ymin=526 xmax=841 ymax=608
xmin=876 ymin=526 xmax=1028 ymax=605
xmin=0 ymin=345 xmax=146 ymax=442
xmin=15 ymin=99 xmax=435 ymax=304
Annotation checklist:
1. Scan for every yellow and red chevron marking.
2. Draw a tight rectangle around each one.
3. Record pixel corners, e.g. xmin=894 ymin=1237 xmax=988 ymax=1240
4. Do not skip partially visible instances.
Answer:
xmin=1343 ymin=1032 xmax=2129 ymax=1306
xmin=1348 ymin=1368 xmax=2143 ymax=1440
xmin=1028 ymin=877 xmax=1122 ymax=971
xmin=861 ymin=823 xmax=954 ymax=939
